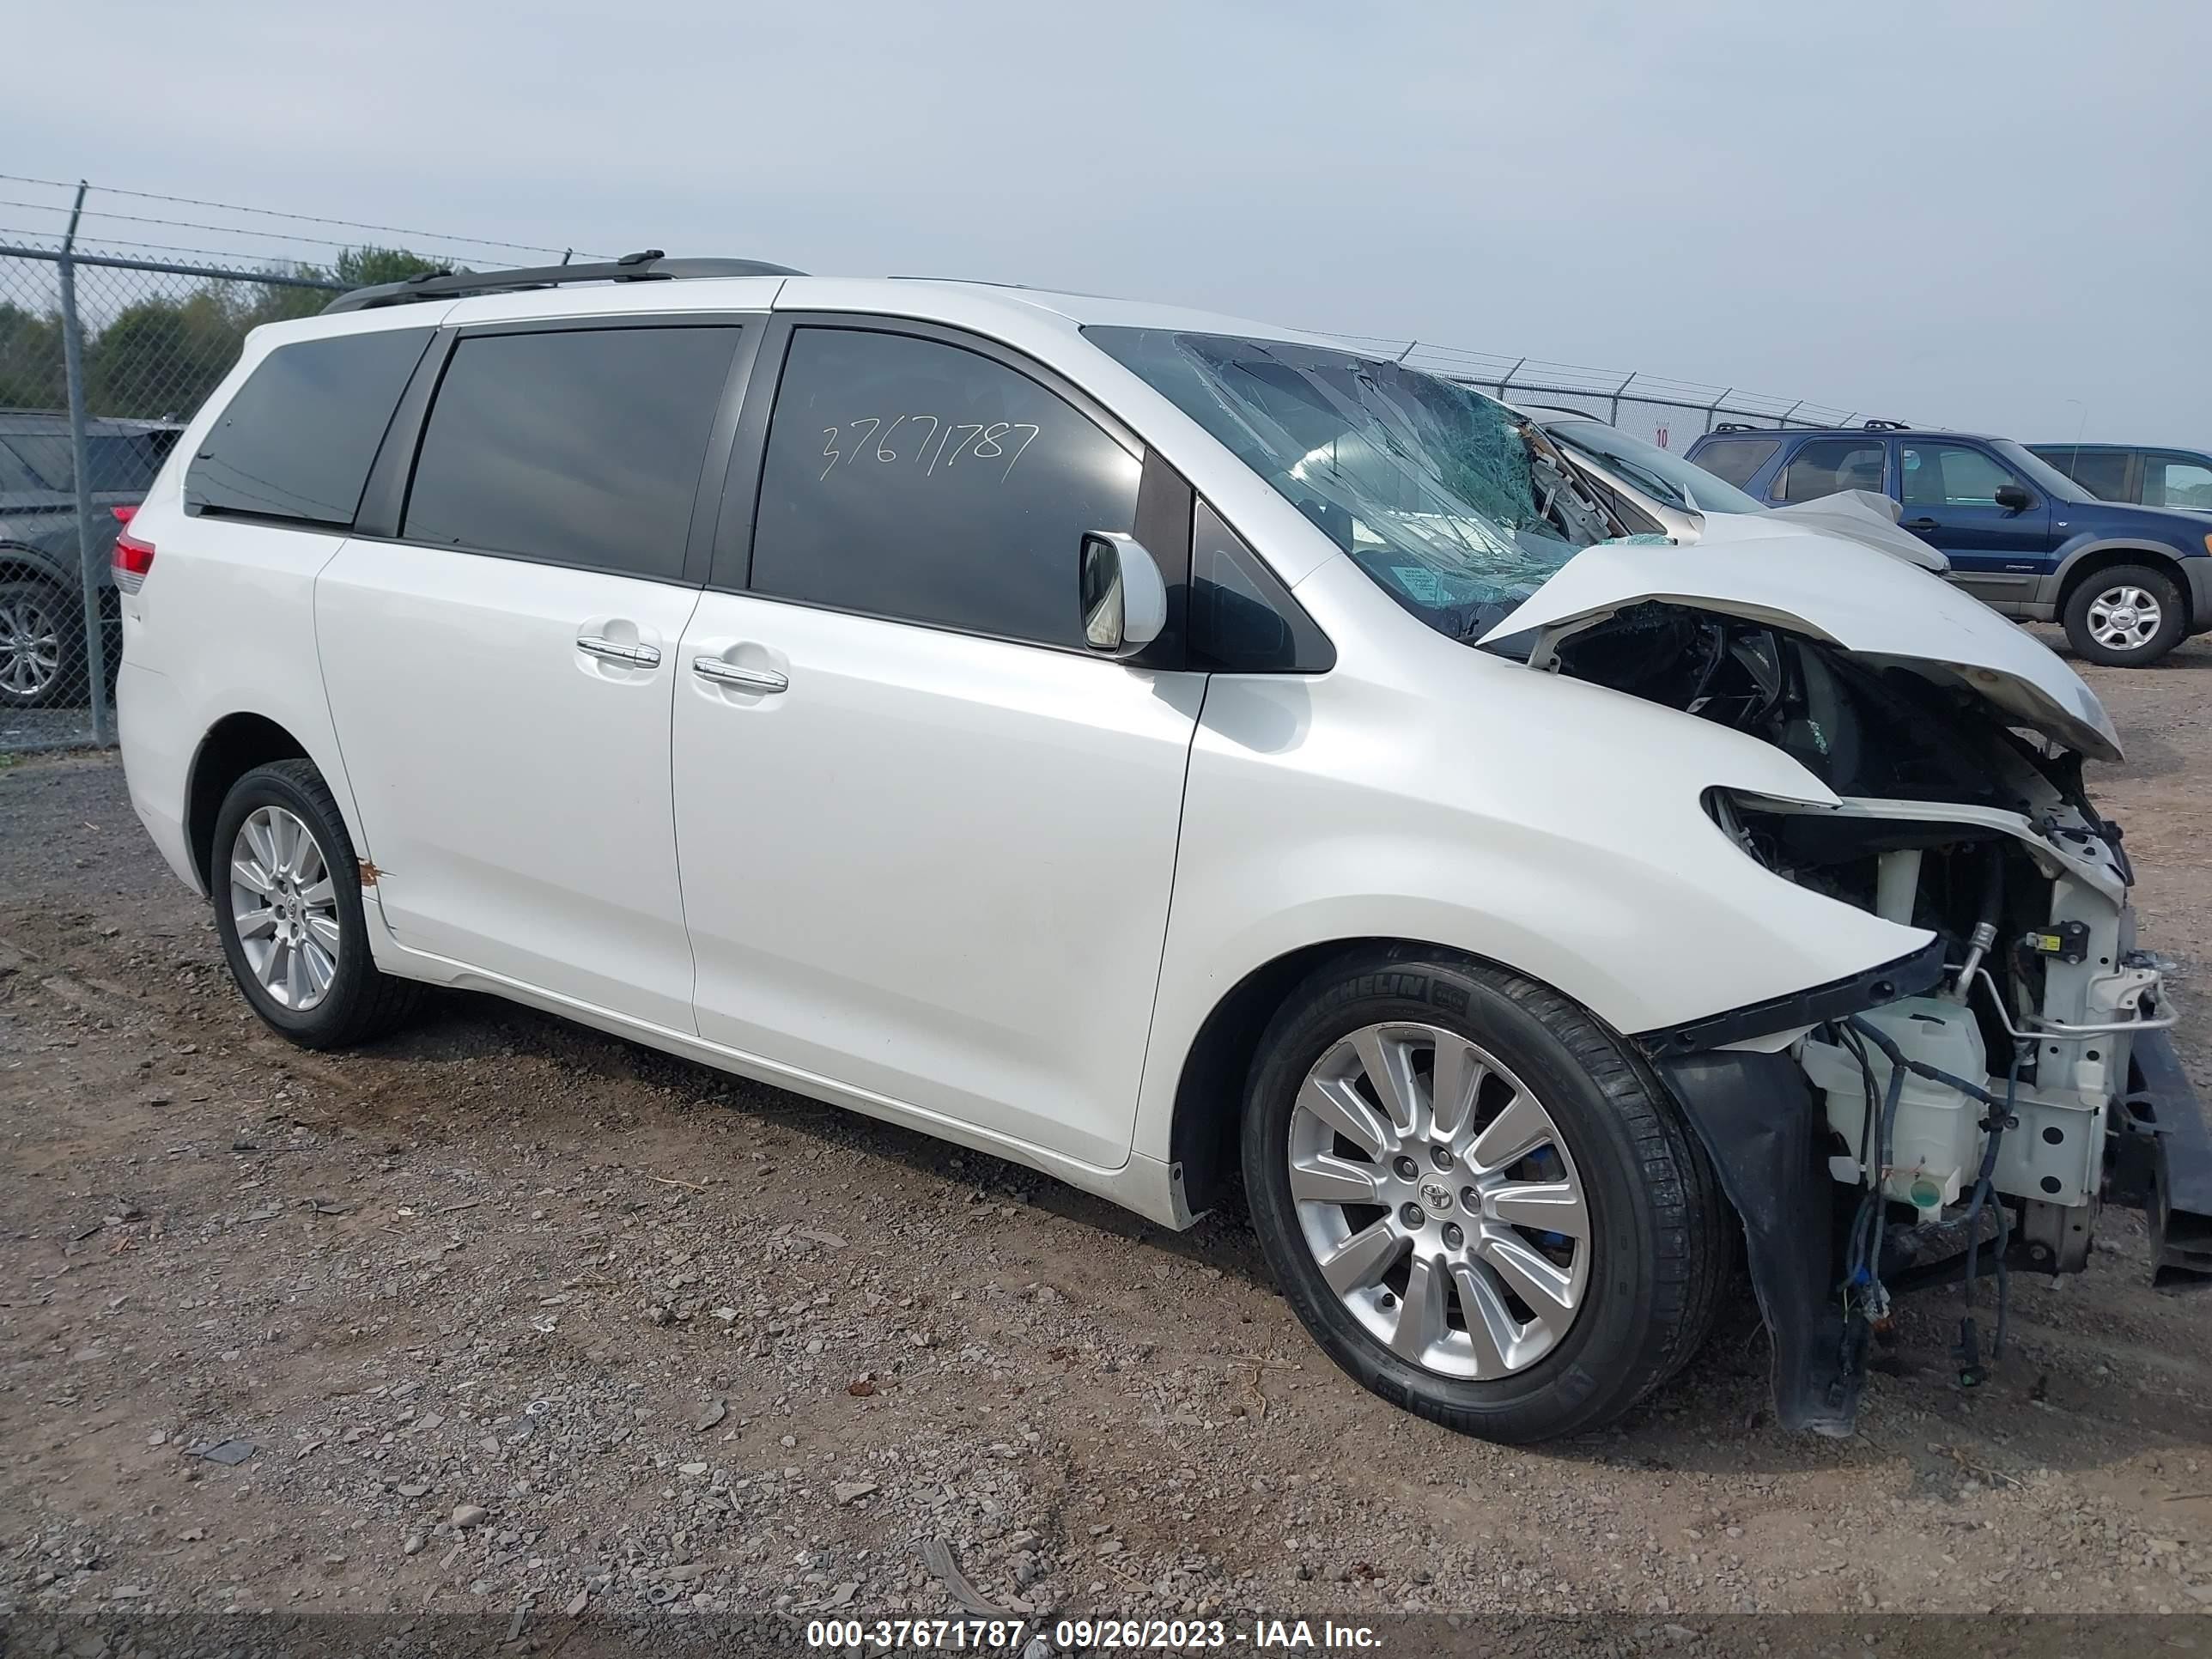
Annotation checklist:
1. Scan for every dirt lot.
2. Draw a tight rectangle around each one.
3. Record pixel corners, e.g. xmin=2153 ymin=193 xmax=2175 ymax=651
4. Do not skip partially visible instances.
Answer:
xmin=5 ymin=628 xmax=2212 ymax=1629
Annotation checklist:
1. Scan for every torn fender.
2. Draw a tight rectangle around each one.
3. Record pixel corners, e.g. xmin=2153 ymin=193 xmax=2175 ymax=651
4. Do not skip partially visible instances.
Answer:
xmin=1655 ymin=1049 xmax=1860 ymax=1437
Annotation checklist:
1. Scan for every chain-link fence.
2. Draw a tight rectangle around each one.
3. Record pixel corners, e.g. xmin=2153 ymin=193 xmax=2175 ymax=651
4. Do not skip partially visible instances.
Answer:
xmin=0 ymin=243 xmax=344 ymax=752
xmin=1322 ymin=337 xmax=1890 ymax=451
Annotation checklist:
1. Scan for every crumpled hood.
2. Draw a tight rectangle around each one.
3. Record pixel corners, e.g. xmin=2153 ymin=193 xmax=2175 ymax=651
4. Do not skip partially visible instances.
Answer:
xmin=1481 ymin=533 xmax=2123 ymax=762
xmin=1744 ymin=489 xmax=1951 ymax=573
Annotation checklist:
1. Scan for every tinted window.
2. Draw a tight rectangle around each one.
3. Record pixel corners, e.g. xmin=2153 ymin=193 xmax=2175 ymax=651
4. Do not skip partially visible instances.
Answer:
xmin=749 ymin=328 xmax=1141 ymax=647
xmin=1188 ymin=500 xmax=1330 ymax=672
xmin=2148 ymin=454 xmax=2212 ymax=512
xmin=189 ymin=329 xmax=432 ymax=526
xmin=2044 ymin=448 xmax=2130 ymax=501
xmin=404 ymin=327 xmax=739 ymax=580
xmin=1692 ymin=437 xmax=1780 ymax=489
xmin=1778 ymin=438 xmax=1885 ymax=502
xmin=0 ymin=438 xmax=46 ymax=494
xmin=1901 ymin=442 xmax=2017 ymax=506
xmin=1 ymin=430 xmax=169 ymax=494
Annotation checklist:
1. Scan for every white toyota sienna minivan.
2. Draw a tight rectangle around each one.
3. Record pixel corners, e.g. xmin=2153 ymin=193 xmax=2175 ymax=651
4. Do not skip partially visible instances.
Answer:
xmin=115 ymin=252 xmax=2194 ymax=1444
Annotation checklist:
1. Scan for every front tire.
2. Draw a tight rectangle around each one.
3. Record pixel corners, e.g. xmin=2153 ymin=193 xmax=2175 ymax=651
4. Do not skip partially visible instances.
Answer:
xmin=2062 ymin=563 xmax=2185 ymax=665
xmin=1242 ymin=949 xmax=1727 ymax=1443
xmin=210 ymin=760 xmax=421 ymax=1048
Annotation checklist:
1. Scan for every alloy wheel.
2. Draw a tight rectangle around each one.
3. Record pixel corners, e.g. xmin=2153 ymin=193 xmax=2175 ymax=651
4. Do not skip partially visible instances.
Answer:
xmin=2087 ymin=584 xmax=2163 ymax=654
xmin=0 ymin=592 xmax=62 ymax=701
xmin=1287 ymin=1022 xmax=1589 ymax=1378
xmin=229 ymin=805 xmax=342 ymax=1012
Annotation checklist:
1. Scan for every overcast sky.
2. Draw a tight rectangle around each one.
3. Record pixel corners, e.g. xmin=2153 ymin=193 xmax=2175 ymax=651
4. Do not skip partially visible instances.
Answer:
xmin=18 ymin=2 xmax=2209 ymax=442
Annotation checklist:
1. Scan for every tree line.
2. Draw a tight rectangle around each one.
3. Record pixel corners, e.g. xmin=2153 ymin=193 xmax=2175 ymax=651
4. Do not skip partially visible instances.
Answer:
xmin=0 ymin=247 xmax=444 ymax=423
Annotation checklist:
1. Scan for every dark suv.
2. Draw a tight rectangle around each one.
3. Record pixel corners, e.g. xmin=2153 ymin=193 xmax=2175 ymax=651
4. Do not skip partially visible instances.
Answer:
xmin=1687 ymin=422 xmax=2212 ymax=665
xmin=0 ymin=411 xmax=181 ymax=705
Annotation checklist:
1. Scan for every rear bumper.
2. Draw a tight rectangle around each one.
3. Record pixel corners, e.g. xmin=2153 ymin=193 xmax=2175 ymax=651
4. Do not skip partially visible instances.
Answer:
xmin=116 ymin=660 xmax=203 ymax=896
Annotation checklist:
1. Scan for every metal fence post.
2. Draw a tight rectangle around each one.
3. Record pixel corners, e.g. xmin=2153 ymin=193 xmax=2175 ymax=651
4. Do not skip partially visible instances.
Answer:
xmin=58 ymin=180 xmax=113 ymax=746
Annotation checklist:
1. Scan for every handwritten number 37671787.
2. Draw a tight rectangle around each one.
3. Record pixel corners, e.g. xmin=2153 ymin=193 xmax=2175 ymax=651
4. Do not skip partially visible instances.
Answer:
xmin=817 ymin=416 xmax=1042 ymax=483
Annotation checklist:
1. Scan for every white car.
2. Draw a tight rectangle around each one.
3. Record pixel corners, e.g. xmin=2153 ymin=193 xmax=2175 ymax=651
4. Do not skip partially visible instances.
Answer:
xmin=115 ymin=254 xmax=2192 ymax=1443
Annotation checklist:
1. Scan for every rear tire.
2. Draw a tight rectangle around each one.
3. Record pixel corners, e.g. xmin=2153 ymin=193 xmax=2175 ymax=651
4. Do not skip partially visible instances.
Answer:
xmin=1241 ymin=948 xmax=1728 ymax=1443
xmin=0 ymin=576 xmax=78 ymax=708
xmin=2062 ymin=563 xmax=2185 ymax=665
xmin=210 ymin=759 xmax=422 ymax=1048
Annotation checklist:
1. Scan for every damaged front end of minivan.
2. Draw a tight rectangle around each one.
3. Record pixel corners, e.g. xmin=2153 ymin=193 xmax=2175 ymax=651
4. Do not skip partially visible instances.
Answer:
xmin=1486 ymin=538 xmax=2205 ymax=1436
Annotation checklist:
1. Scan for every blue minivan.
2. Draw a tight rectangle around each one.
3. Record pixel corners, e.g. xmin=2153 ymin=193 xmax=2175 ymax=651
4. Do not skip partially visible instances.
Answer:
xmin=1687 ymin=423 xmax=2212 ymax=665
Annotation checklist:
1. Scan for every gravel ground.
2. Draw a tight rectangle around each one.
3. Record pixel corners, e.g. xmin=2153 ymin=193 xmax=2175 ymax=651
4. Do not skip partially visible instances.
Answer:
xmin=4 ymin=627 xmax=2212 ymax=1630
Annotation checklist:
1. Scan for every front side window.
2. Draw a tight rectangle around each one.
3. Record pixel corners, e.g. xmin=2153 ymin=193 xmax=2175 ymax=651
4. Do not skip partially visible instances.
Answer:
xmin=748 ymin=327 xmax=1142 ymax=648
xmin=1692 ymin=436 xmax=1781 ymax=489
xmin=189 ymin=328 xmax=433 ymax=526
xmin=1087 ymin=326 xmax=1607 ymax=641
xmin=404 ymin=326 xmax=741 ymax=580
xmin=2148 ymin=454 xmax=2212 ymax=512
xmin=1188 ymin=500 xmax=1331 ymax=672
xmin=1777 ymin=438 xmax=1886 ymax=503
xmin=1901 ymin=442 xmax=2019 ymax=507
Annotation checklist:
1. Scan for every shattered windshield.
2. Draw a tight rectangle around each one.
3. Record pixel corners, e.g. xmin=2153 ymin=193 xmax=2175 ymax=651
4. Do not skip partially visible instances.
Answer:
xmin=1085 ymin=326 xmax=1611 ymax=639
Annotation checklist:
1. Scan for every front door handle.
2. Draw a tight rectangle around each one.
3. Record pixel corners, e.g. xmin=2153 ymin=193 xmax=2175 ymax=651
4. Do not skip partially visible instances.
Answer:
xmin=692 ymin=656 xmax=787 ymax=695
xmin=1903 ymin=518 xmax=1941 ymax=532
xmin=578 ymin=635 xmax=662 ymax=668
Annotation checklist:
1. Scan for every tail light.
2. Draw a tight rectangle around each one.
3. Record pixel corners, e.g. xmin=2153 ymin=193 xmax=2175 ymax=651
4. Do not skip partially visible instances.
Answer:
xmin=112 ymin=505 xmax=155 ymax=594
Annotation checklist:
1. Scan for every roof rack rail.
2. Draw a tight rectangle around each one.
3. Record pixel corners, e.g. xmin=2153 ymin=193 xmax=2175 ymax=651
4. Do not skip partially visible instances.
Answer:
xmin=1711 ymin=422 xmax=1759 ymax=434
xmin=323 ymin=249 xmax=805 ymax=314
xmin=1861 ymin=417 xmax=1911 ymax=430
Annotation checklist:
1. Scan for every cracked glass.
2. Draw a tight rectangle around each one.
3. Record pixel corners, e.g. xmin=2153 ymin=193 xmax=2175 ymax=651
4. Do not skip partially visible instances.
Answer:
xmin=1087 ymin=326 xmax=1609 ymax=640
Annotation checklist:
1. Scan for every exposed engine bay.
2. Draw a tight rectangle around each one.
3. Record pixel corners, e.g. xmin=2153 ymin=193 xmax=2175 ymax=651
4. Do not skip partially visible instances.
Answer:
xmin=1547 ymin=601 xmax=2179 ymax=1419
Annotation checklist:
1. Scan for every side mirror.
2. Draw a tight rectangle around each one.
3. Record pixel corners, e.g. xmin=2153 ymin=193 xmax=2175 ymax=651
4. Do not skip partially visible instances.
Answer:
xmin=1079 ymin=532 xmax=1167 ymax=656
xmin=1994 ymin=483 xmax=2033 ymax=513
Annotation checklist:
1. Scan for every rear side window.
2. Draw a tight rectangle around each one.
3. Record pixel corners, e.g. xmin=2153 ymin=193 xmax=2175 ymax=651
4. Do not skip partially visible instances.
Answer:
xmin=2147 ymin=454 xmax=2212 ymax=512
xmin=404 ymin=326 xmax=741 ymax=580
xmin=748 ymin=327 xmax=1142 ymax=648
xmin=0 ymin=439 xmax=46 ymax=494
xmin=1692 ymin=437 xmax=1779 ymax=489
xmin=1777 ymin=438 xmax=1885 ymax=502
xmin=2042 ymin=448 xmax=2129 ymax=501
xmin=3 ymin=430 xmax=167 ymax=493
xmin=188 ymin=329 xmax=432 ymax=526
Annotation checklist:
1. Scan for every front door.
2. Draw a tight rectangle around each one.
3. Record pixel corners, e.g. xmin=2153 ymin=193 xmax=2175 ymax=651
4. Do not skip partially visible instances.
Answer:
xmin=317 ymin=320 xmax=748 ymax=1030
xmin=1898 ymin=440 xmax=2055 ymax=614
xmin=671 ymin=322 xmax=1203 ymax=1168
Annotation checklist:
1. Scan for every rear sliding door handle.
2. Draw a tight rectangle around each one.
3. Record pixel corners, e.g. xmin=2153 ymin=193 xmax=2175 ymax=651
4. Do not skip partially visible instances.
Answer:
xmin=692 ymin=656 xmax=787 ymax=694
xmin=578 ymin=635 xmax=662 ymax=668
